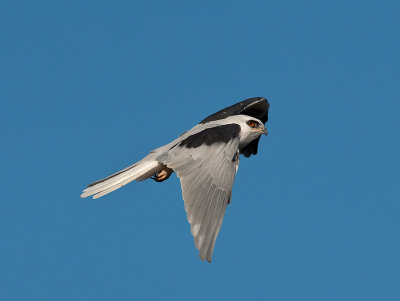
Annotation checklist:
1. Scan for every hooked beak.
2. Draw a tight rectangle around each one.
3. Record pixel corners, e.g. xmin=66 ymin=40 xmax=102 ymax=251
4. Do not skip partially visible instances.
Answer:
xmin=257 ymin=127 xmax=268 ymax=136
xmin=262 ymin=127 xmax=268 ymax=136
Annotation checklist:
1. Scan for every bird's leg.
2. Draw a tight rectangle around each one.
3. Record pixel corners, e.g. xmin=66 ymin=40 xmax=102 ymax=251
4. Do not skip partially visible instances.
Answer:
xmin=151 ymin=166 xmax=173 ymax=182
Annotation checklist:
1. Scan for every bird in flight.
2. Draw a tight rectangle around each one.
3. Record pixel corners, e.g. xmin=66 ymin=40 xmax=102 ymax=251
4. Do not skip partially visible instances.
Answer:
xmin=81 ymin=97 xmax=270 ymax=262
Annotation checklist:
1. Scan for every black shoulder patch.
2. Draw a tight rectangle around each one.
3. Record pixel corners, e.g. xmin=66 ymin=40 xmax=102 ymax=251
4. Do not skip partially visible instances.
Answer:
xmin=178 ymin=124 xmax=240 ymax=149
xmin=200 ymin=97 xmax=270 ymax=124
xmin=240 ymin=136 xmax=260 ymax=158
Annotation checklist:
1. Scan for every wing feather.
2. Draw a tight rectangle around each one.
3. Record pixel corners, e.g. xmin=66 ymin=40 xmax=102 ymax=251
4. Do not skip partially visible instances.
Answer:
xmin=158 ymin=137 xmax=240 ymax=262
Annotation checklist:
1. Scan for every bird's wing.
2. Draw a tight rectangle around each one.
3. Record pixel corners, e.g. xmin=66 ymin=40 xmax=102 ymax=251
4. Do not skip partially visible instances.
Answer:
xmin=157 ymin=135 xmax=240 ymax=262
xmin=200 ymin=97 xmax=270 ymax=124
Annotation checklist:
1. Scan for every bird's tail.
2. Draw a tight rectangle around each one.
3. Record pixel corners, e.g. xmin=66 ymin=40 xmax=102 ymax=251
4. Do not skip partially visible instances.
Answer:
xmin=80 ymin=159 xmax=162 ymax=199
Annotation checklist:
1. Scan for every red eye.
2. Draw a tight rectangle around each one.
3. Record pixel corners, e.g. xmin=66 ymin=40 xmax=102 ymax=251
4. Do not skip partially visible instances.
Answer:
xmin=247 ymin=120 xmax=257 ymax=128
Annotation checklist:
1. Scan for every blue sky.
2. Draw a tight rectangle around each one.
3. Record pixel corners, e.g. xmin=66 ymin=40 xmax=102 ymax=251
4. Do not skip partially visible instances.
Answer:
xmin=1 ymin=0 xmax=399 ymax=300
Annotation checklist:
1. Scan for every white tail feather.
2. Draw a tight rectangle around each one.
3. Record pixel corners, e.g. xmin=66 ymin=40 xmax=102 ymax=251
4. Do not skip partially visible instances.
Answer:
xmin=81 ymin=160 xmax=161 ymax=199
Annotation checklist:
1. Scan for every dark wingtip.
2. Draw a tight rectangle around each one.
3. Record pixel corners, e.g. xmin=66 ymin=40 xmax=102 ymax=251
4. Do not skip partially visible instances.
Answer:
xmin=200 ymin=96 xmax=270 ymax=124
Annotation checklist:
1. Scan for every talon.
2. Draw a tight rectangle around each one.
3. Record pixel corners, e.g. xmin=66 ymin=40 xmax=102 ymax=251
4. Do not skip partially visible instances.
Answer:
xmin=151 ymin=172 xmax=161 ymax=182
xmin=151 ymin=167 xmax=173 ymax=182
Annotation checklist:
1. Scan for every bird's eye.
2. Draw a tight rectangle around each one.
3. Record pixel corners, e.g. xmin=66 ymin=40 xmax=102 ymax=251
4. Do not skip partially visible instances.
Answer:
xmin=247 ymin=120 xmax=258 ymax=128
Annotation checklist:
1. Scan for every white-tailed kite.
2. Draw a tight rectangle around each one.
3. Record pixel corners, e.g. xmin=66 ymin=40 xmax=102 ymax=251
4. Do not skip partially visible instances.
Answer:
xmin=81 ymin=97 xmax=270 ymax=262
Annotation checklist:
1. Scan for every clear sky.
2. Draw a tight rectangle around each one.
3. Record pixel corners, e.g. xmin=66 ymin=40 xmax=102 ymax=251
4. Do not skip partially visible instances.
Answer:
xmin=1 ymin=0 xmax=399 ymax=300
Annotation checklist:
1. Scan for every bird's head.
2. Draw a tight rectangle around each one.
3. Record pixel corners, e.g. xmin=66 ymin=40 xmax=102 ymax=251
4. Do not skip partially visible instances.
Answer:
xmin=244 ymin=118 xmax=268 ymax=135
xmin=230 ymin=115 xmax=267 ymax=148
xmin=234 ymin=115 xmax=267 ymax=135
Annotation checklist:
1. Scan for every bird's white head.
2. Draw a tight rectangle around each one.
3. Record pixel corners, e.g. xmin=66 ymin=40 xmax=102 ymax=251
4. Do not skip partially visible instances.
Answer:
xmin=225 ymin=115 xmax=267 ymax=148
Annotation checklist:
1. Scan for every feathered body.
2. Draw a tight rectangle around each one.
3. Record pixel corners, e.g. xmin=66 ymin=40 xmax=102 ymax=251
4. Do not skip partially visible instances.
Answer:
xmin=81 ymin=97 xmax=270 ymax=262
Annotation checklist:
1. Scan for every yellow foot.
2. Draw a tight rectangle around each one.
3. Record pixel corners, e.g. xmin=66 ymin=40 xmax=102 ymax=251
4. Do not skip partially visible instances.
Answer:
xmin=152 ymin=167 xmax=173 ymax=182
